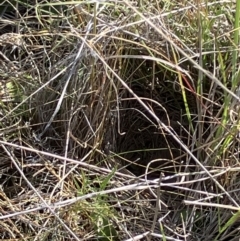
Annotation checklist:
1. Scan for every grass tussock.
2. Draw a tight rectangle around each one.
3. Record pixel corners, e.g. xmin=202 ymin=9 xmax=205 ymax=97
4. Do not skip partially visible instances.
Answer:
xmin=0 ymin=0 xmax=240 ymax=240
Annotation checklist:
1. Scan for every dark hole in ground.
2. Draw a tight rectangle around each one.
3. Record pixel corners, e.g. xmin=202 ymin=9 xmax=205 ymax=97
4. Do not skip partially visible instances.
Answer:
xmin=116 ymin=83 xmax=193 ymax=179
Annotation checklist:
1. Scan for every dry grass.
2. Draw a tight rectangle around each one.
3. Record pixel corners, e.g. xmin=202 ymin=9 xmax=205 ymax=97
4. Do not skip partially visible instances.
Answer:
xmin=0 ymin=0 xmax=240 ymax=240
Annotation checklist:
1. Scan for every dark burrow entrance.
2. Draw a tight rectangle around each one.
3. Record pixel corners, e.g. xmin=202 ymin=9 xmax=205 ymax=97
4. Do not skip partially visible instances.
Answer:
xmin=116 ymin=83 xmax=195 ymax=179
